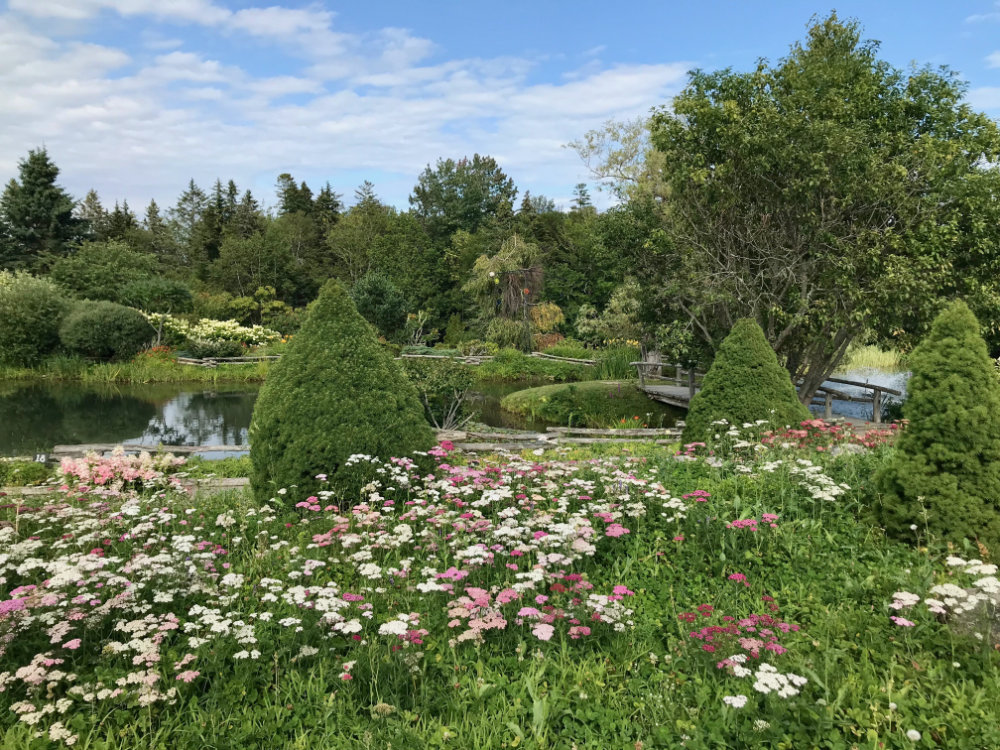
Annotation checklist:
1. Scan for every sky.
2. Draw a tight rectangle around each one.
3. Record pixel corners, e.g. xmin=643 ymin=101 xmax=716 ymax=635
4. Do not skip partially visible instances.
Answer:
xmin=3 ymin=0 xmax=1000 ymax=213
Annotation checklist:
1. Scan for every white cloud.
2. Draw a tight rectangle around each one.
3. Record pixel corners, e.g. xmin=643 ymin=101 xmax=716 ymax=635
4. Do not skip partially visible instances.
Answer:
xmin=0 ymin=2 xmax=689 ymax=209
xmin=987 ymin=51 xmax=1000 ymax=68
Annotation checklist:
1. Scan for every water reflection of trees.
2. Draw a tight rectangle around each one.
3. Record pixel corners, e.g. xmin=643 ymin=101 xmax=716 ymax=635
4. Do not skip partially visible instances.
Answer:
xmin=0 ymin=384 xmax=259 ymax=455
xmin=0 ymin=385 xmax=156 ymax=454
xmin=140 ymin=391 xmax=257 ymax=446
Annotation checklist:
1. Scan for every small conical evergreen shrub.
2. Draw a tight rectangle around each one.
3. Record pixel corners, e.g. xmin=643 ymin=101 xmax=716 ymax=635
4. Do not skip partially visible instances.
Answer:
xmin=874 ymin=300 xmax=1000 ymax=553
xmin=682 ymin=318 xmax=810 ymax=444
xmin=249 ymin=280 xmax=435 ymax=501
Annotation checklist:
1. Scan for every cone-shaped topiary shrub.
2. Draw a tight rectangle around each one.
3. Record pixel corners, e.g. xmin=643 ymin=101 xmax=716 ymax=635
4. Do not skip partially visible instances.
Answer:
xmin=681 ymin=318 xmax=810 ymax=444
xmin=874 ymin=300 xmax=1000 ymax=553
xmin=249 ymin=280 xmax=435 ymax=501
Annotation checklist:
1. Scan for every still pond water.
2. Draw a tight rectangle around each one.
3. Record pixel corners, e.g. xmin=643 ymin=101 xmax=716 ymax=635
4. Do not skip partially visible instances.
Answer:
xmin=0 ymin=380 xmax=556 ymax=457
xmin=0 ymin=369 xmax=908 ymax=458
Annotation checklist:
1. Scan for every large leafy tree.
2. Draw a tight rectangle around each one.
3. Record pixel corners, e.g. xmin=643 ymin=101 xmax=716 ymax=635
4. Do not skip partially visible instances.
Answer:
xmin=409 ymin=154 xmax=517 ymax=242
xmin=0 ymin=148 xmax=82 ymax=269
xmin=644 ymin=13 xmax=1000 ymax=400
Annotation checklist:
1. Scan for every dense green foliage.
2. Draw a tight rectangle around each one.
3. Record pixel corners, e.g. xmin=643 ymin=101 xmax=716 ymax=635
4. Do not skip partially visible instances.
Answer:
xmin=58 ymin=301 xmax=153 ymax=361
xmin=682 ymin=319 xmax=810 ymax=444
xmin=500 ymin=379 xmax=677 ymax=428
xmin=875 ymin=300 xmax=1000 ymax=552
xmin=249 ymin=280 xmax=434 ymax=500
xmin=0 ymin=272 xmax=68 ymax=366
xmin=0 ymin=460 xmax=51 ymax=486
xmin=49 ymin=240 xmax=160 ymax=303
xmin=474 ymin=349 xmax=593 ymax=383
xmin=350 ymin=272 xmax=409 ymax=341
xmin=638 ymin=14 xmax=1000 ymax=393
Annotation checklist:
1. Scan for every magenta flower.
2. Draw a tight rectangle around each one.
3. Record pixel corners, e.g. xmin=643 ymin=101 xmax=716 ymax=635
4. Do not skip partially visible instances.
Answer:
xmin=62 ymin=638 xmax=82 ymax=650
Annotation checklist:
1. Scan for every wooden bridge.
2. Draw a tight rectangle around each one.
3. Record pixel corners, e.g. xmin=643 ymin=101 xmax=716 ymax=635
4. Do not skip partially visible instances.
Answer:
xmin=631 ymin=362 xmax=903 ymax=425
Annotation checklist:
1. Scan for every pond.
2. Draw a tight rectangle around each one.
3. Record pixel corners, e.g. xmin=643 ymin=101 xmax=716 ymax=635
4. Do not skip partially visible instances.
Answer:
xmin=0 ymin=370 xmax=910 ymax=458
xmin=0 ymin=380 xmax=562 ymax=458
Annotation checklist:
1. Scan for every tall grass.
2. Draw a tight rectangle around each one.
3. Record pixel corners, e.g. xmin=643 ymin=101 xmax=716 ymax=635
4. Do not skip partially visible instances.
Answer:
xmin=837 ymin=344 xmax=905 ymax=372
xmin=596 ymin=345 xmax=641 ymax=379
xmin=0 ymin=355 xmax=270 ymax=384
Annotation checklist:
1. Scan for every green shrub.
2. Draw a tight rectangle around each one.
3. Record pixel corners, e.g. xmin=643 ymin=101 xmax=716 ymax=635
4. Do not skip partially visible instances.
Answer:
xmin=0 ymin=460 xmax=52 ymax=486
xmin=50 ymin=240 xmax=160 ymax=303
xmin=542 ymin=339 xmax=592 ymax=359
xmin=874 ymin=300 xmax=1000 ymax=553
xmin=402 ymin=357 xmax=476 ymax=429
xmin=443 ymin=314 xmax=466 ymax=346
xmin=682 ymin=318 xmax=810 ymax=444
xmin=459 ymin=339 xmax=499 ymax=356
xmin=0 ymin=271 xmax=69 ymax=366
xmin=59 ymin=301 xmax=153 ymax=361
xmin=486 ymin=318 xmax=531 ymax=351
xmin=262 ymin=306 xmax=302 ymax=335
xmin=351 ymin=272 xmax=409 ymax=341
xmin=249 ymin=280 xmax=435 ymax=501
xmin=475 ymin=348 xmax=591 ymax=383
xmin=119 ymin=278 xmax=193 ymax=313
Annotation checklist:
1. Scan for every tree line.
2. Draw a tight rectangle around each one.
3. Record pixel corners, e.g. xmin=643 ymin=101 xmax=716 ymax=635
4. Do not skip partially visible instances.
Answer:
xmin=0 ymin=147 xmax=633 ymax=349
xmin=2 ymin=12 xmax=999 ymax=402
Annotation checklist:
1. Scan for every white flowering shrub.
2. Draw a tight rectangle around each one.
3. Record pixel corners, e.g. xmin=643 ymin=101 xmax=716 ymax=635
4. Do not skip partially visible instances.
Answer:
xmin=145 ymin=312 xmax=280 ymax=348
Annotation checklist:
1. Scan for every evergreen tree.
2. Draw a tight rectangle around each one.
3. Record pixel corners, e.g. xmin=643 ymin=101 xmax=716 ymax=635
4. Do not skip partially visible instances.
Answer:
xmin=572 ymin=183 xmax=592 ymax=210
xmin=0 ymin=148 xmax=81 ymax=269
xmin=275 ymin=173 xmax=314 ymax=216
xmin=682 ymin=318 xmax=810 ymax=444
xmin=138 ymin=199 xmax=180 ymax=262
xmin=229 ymin=190 xmax=266 ymax=238
xmin=875 ymin=300 xmax=1000 ymax=553
xmin=249 ymin=279 xmax=434 ymax=501
xmin=223 ymin=180 xmax=239 ymax=225
xmin=76 ymin=189 xmax=108 ymax=240
xmin=167 ymin=179 xmax=208 ymax=261
xmin=102 ymin=201 xmax=138 ymax=242
xmin=313 ymin=182 xmax=342 ymax=232
xmin=354 ymin=180 xmax=378 ymax=207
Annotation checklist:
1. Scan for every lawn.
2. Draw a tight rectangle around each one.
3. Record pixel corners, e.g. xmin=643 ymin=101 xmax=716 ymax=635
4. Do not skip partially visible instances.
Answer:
xmin=1 ymin=431 xmax=997 ymax=749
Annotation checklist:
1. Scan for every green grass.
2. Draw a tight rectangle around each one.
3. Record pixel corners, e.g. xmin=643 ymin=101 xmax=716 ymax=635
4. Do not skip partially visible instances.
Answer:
xmin=500 ymin=379 xmax=679 ymax=427
xmin=179 ymin=455 xmax=252 ymax=478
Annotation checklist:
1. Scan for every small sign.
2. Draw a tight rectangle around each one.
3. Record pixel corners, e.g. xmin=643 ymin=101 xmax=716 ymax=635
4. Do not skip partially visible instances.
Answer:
xmin=34 ymin=453 xmax=48 ymax=464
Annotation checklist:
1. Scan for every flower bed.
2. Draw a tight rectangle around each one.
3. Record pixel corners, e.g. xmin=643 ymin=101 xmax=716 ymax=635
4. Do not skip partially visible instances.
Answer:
xmin=1 ymin=436 xmax=999 ymax=748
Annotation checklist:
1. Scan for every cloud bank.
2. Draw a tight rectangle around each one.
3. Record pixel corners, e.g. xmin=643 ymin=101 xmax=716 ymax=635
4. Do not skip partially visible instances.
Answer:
xmin=0 ymin=1 xmax=690 ymax=209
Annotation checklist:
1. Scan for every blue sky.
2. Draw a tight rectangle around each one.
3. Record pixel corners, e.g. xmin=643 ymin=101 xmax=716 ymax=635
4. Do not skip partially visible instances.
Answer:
xmin=3 ymin=1 xmax=1000 ymax=213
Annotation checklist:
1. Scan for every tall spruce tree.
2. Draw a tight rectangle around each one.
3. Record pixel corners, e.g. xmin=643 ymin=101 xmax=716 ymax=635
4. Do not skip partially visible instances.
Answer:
xmin=0 ymin=148 xmax=81 ymax=269
xmin=875 ymin=300 xmax=1000 ymax=553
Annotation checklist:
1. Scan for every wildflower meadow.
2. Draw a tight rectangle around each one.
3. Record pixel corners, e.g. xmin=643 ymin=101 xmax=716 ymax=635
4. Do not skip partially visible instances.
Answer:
xmin=2 ymin=428 xmax=999 ymax=749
